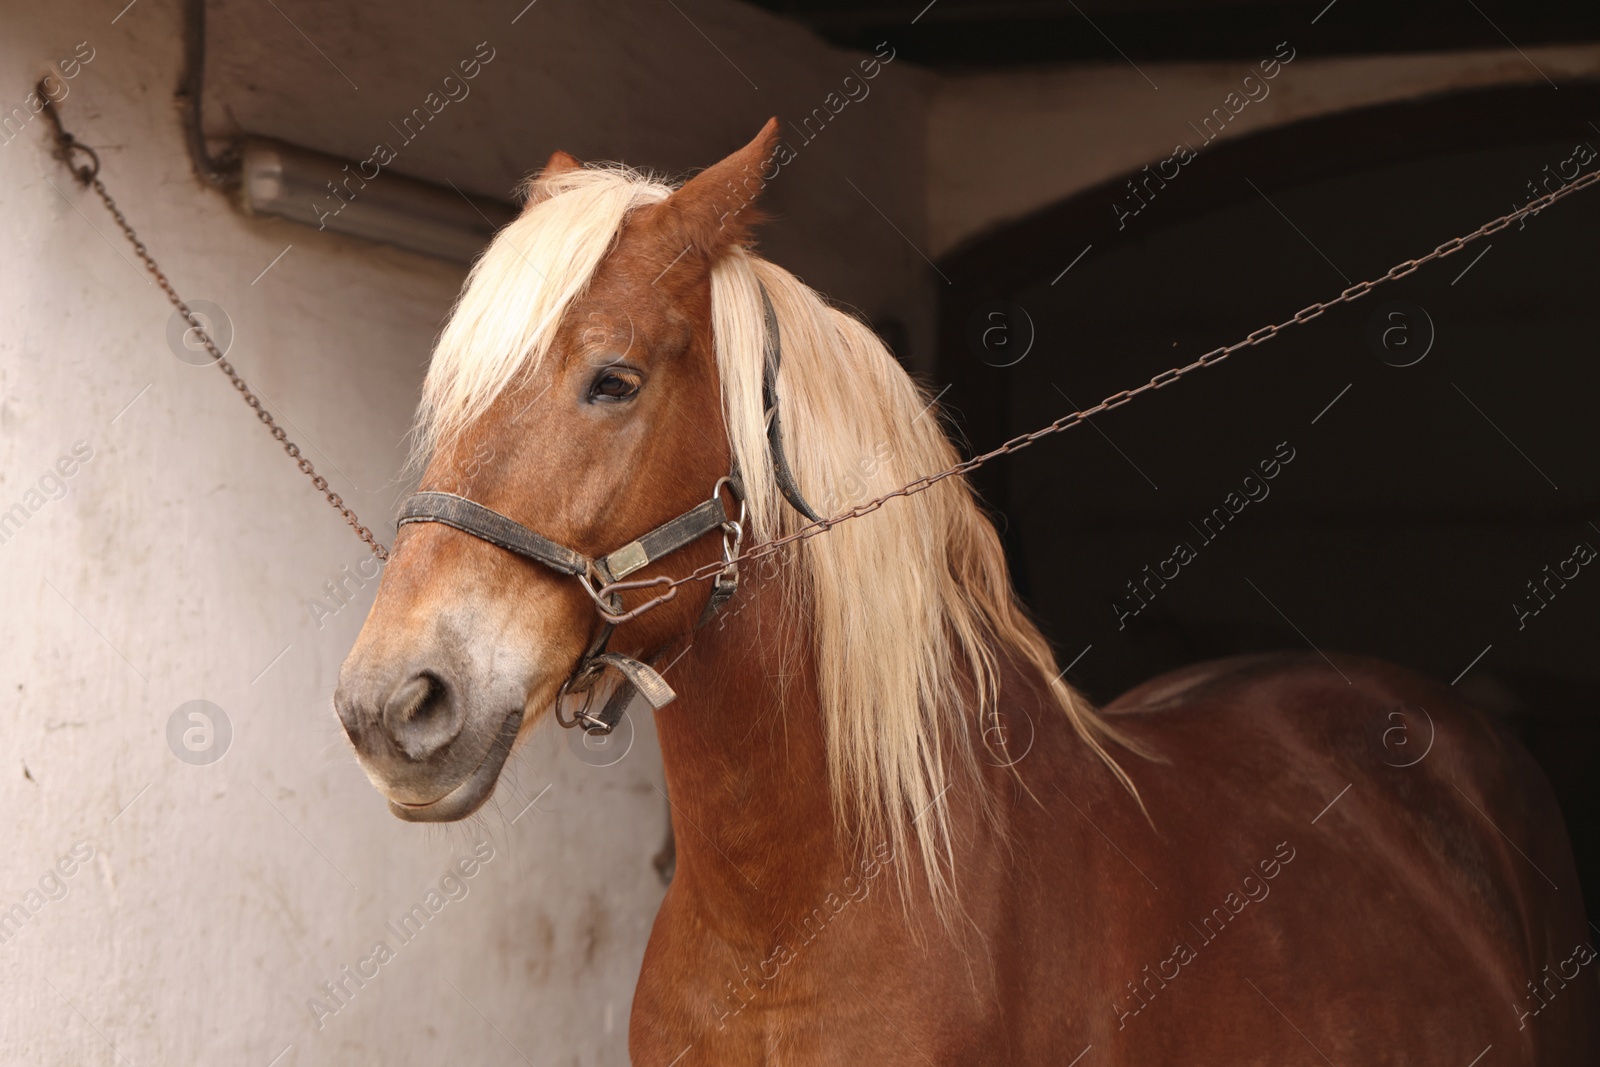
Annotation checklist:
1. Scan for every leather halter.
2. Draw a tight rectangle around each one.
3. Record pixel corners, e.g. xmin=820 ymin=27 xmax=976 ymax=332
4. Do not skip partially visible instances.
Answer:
xmin=396 ymin=283 xmax=817 ymax=734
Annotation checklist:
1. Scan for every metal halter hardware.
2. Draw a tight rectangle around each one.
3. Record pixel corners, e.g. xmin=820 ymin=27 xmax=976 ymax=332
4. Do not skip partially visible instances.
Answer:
xmin=395 ymin=282 xmax=816 ymax=735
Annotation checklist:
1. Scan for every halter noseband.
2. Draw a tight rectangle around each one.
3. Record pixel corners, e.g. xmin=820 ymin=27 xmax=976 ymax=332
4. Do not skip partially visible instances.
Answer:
xmin=396 ymin=283 xmax=817 ymax=735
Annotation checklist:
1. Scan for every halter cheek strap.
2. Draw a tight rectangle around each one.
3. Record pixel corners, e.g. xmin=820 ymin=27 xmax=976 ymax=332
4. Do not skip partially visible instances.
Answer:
xmin=394 ymin=281 xmax=815 ymax=736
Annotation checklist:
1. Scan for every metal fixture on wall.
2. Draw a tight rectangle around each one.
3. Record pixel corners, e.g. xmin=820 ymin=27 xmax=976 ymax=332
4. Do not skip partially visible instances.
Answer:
xmin=182 ymin=0 xmax=514 ymax=263
xmin=239 ymin=139 xmax=515 ymax=263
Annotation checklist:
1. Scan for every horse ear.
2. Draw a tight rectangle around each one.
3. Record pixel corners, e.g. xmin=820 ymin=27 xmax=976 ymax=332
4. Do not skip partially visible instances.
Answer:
xmin=521 ymin=150 xmax=584 ymax=212
xmin=663 ymin=117 xmax=781 ymax=257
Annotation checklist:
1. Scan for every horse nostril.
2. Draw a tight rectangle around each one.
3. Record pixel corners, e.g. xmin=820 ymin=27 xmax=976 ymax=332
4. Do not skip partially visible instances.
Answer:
xmin=381 ymin=672 xmax=464 ymax=761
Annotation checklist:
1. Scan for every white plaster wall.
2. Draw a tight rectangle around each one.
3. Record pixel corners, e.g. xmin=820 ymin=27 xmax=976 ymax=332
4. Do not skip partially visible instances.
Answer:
xmin=928 ymin=43 xmax=1600 ymax=256
xmin=0 ymin=2 xmax=675 ymax=1064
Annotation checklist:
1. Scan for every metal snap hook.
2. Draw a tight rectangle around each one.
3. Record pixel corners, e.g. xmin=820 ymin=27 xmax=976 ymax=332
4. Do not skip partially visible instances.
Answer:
xmin=592 ymin=576 xmax=678 ymax=624
xmin=713 ymin=477 xmax=747 ymax=524
xmin=720 ymin=518 xmax=744 ymax=563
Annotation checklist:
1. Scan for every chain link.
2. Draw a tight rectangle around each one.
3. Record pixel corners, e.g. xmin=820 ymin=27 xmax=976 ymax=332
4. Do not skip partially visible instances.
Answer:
xmin=42 ymin=92 xmax=389 ymax=561
xmin=42 ymin=83 xmax=1597 ymax=593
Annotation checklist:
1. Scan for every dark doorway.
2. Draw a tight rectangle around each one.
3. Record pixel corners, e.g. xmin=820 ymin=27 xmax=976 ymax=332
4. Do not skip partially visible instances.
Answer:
xmin=937 ymin=82 xmax=1600 ymax=915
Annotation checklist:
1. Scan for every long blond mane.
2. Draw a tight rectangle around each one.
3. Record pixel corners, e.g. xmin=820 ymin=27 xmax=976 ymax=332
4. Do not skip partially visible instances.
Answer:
xmin=416 ymin=166 xmax=1140 ymax=905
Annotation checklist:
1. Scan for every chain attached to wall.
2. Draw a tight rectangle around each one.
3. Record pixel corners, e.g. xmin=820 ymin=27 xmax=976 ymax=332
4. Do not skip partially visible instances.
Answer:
xmin=40 ymin=85 xmax=390 ymax=561
xmin=42 ymin=81 xmax=1599 ymax=591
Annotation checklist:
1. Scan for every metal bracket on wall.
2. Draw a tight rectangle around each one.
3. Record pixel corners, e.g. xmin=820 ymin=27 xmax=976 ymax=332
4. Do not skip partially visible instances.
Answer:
xmin=179 ymin=0 xmax=515 ymax=263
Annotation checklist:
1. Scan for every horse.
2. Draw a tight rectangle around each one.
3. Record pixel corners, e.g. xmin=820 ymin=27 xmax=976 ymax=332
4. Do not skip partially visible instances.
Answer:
xmin=334 ymin=120 xmax=1598 ymax=1064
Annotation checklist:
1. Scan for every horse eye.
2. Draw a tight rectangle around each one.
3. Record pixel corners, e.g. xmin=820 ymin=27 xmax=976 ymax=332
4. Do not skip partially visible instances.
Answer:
xmin=589 ymin=367 xmax=642 ymax=402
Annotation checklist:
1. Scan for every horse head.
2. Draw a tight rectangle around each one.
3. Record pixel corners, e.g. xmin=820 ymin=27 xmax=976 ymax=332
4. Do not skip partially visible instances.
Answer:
xmin=334 ymin=121 xmax=782 ymax=821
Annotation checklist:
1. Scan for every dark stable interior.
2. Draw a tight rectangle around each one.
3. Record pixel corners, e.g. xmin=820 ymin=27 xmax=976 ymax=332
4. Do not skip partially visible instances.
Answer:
xmin=935 ymin=82 xmax=1600 ymax=920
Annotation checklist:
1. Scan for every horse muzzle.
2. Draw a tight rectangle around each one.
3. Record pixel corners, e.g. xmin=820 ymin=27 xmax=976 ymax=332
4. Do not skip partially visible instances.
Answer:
xmin=334 ymin=652 xmax=541 ymax=821
xmin=384 ymin=703 xmax=524 ymax=822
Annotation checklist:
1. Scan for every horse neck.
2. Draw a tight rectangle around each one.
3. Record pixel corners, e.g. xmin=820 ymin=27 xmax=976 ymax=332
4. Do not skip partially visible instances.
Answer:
xmin=650 ymin=573 xmax=848 ymax=916
xmin=646 ymin=570 xmax=1061 ymax=931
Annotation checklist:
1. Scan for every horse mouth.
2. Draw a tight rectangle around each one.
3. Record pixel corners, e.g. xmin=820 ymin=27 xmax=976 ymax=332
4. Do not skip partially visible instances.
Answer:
xmin=387 ymin=705 xmax=525 ymax=823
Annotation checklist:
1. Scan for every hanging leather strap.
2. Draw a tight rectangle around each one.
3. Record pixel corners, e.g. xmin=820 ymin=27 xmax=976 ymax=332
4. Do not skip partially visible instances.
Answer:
xmin=584 ymin=651 xmax=678 ymax=731
xmin=759 ymin=284 xmax=822 ymax=523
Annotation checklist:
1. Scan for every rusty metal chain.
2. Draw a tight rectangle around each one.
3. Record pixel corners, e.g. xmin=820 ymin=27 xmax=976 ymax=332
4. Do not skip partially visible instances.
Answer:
xmin=642 ymin=164 xmax=1600 ymax=600
xmin=41 ymin=88 xmax=390 ymax=562
xmin=43 ymin=78 xmax=1597 ymax=592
